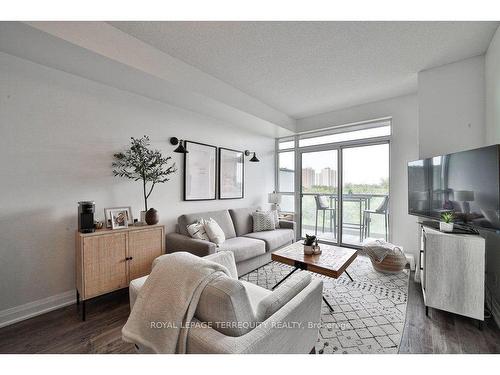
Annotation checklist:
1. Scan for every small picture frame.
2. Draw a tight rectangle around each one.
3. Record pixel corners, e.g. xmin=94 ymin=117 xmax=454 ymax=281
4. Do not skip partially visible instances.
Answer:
xmin=104 ymin=206 xmax=133 ymax=228
xmin=109 ymin=208 xmax=129 ymax=230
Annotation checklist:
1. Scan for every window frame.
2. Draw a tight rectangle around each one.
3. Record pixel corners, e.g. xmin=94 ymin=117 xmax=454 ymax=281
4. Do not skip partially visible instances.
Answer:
xmin=275 ymin=117 xmax=392 ymax=242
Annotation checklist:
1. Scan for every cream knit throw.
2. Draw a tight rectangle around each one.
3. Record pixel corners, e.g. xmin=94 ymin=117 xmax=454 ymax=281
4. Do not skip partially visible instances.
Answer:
xmin=122 ymin=252 xmax=230 ymax=353
xmin=361 ymin=238 xmax=404 ymax=263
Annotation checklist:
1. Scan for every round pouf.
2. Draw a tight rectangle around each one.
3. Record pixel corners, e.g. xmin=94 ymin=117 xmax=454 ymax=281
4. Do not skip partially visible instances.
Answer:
xmin=362 ymin=239 xmax=406 ymax=274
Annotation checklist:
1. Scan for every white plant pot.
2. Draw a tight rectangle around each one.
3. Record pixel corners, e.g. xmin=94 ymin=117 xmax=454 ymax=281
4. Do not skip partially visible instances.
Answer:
xmin=303 ymin=245 xmax=314 ymax=255
xmin=440 ymin=222 xmax=454 ymax=232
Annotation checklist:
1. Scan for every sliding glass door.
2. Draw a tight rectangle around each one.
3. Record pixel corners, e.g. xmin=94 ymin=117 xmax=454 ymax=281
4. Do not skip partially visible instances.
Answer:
xmin=341 ymin=143 xmax=389 ymax=246
xmin=300 ymin=150 xmax=339 ymax=242
xmin=299 ymin=142 xmax=389 ymax=247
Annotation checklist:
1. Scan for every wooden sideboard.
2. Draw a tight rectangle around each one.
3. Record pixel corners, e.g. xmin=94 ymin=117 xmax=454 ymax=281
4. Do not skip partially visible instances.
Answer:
xmin=75 ymin=224 xmax=165 ymax=320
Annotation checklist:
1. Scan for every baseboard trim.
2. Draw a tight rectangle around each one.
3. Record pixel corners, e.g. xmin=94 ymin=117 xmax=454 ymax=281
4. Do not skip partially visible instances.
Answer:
xmin=0 ymin=290 xmax=75 ymax=328
xmin=486 ymin=287 xmax=500 ymax=327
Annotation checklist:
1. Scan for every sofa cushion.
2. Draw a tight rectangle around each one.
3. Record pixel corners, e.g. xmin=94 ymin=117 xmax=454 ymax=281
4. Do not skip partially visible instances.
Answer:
xmin=228 ymin=207 xmax=257 ymax=236
xmin=218 ymin=237 xmax=266 ymax=263
xmin=243 ymin=228 xmax=294 ymax=251
xmin=178 ymin=210 xmax=236 ymax=239
xmin=195 ymin=275 xmax=257 ymax=337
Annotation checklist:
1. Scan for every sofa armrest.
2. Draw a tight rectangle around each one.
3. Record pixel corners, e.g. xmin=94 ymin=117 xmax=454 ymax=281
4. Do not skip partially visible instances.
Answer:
xmin=279 ymin=220 xmax=296 ymax=231
xmin=166 ymin=232 xmax=216 ymax=257
xmin=186 ymin=278 xmax=323 ymax=354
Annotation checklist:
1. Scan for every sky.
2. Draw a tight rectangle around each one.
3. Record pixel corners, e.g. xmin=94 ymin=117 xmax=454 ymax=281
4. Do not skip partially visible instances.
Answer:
xmin=280 ymin=143 xmax=389 ymax=185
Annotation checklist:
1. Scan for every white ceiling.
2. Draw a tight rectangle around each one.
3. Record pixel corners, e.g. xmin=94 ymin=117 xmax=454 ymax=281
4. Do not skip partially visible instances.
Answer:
xmin=109 ymin=21 xmax=499 ymax=119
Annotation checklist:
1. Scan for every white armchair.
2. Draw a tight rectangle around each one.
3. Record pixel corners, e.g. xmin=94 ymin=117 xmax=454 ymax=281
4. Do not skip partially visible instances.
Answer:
xmin=128 ymin=251 xmax=323 ymax=354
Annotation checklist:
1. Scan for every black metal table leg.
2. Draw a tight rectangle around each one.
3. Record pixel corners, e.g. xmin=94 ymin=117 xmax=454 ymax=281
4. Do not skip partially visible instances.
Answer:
xmin=272 ymin=267 xmax=299 ymax=290
xmin=323 ymin=296 xmax=335 ymax=312
xmin=345 ymin=270 xmax=354 ymax=282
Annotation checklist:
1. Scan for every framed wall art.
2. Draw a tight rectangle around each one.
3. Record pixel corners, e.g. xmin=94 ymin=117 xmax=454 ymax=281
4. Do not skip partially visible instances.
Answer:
xmin=218 ymin=147 xmax=244 ymax=199
xmin=184 ymin=141 xmax=217 ymax=201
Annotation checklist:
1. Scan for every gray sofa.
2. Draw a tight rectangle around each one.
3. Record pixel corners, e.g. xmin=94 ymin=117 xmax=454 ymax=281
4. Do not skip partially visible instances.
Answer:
xmin=129 ymin=251 xmax=323 ymax=353
xmin=166 ymin=208 xmax=296 ymax=276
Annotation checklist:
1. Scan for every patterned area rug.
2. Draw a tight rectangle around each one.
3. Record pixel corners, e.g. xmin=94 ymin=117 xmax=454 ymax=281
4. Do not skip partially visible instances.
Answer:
xmin=240 ymin=254 xmax=409 ymax=354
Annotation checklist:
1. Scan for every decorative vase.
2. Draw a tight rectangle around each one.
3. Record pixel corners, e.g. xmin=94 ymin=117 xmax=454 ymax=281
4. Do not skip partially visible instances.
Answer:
xmin=440 ymin=222 xmax=454 ymax=232
xmin=303 ymin=245 xmax=314 ymax=255
xmin=145 ymin=208 xmax=159 ymax=225
xmin=140 ymin=211 xmax=147 ymax=224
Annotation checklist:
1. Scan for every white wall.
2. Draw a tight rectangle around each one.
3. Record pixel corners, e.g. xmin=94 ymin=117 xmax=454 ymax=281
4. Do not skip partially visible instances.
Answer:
xmin=0 ymin=52 xmax=275 ymax=321
xmin=297 ymin=94 xmax=420 ymax=259
xmin=485 ymin=26 xmax=500 ymax=325
xmin=418 ymin=55 xmax=485 ymax=158
xmin=486 ymin=26 xmax=500 ymax=144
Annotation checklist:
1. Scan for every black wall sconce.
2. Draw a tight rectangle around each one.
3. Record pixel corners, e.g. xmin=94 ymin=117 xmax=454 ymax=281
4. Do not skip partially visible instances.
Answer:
xmin=170 ymin=137 xmax=189 ymax=153
xmin=244 ymin=150 xmax=260 ymax=162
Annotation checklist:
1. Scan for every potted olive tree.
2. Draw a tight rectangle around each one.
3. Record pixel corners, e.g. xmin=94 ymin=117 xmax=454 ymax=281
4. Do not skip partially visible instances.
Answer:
xmin=112 ymin=136 xmax=176 ymax=225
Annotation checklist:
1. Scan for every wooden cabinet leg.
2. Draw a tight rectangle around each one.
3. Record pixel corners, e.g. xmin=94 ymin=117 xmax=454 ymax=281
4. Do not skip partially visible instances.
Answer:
xmin=76 ymin=290 xmax=80 ymax=306
xmin=82 ymin=300 xmax=86 ymax=321
xmin=425 ymin=306 xmax=429 ymax=317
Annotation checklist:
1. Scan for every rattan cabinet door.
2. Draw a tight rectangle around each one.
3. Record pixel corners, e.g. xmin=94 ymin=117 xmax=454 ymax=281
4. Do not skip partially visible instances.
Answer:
xmin=128 ymin=228 xmax=163 ymax=281
xmin=83 ymin=233 xmax=128 ymax=299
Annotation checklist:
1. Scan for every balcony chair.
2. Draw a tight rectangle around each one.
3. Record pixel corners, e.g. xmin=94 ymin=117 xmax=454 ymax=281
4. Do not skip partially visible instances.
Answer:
xmin=314 ymin=195 xmax=337 ymax=238
xmin=361 ymin=195 xmax=389 ymax=241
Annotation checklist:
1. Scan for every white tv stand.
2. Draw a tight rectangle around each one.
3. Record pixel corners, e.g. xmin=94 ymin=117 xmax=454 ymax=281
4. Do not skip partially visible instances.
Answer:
xmin=419 ymin=224 xmax=485 ymax=327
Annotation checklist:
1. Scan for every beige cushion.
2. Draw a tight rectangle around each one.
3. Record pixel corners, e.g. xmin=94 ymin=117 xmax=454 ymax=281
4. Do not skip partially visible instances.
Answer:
xmin=204 ymin=218 xmax=226 ymax=245
xmin=256 ymin=272 xmax=312 ymax=321
xmin=195 ymin=275 xmax=257 ymax=337
xmin=218 ymin=236 xmax=266 ymax=262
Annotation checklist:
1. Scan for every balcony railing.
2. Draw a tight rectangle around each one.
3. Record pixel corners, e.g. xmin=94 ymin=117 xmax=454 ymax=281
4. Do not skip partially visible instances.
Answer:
xmin=300 ymin=192 xmax=389 ymax=245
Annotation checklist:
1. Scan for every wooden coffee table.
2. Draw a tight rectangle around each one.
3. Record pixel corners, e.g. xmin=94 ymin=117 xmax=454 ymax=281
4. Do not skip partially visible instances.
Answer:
xmin=271 ymin=241 xmax=358 ymax=312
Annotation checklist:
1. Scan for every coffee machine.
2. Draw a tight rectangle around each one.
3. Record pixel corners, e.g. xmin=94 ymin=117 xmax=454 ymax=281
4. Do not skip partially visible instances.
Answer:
xmin=78 ymin=201 xmax=95 ymax=233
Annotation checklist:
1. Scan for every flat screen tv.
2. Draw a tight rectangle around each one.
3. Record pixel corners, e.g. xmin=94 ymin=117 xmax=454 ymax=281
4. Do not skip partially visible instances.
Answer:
xmin=408 ymin=145 xmax=500 ymax=231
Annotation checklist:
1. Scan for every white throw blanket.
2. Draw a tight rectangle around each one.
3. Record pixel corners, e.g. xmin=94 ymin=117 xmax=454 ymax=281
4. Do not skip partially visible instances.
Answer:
xmin=361 ymin=238 xmax=404 ymax=263
xmin=122 ymin=252 xmax=230 ymax=353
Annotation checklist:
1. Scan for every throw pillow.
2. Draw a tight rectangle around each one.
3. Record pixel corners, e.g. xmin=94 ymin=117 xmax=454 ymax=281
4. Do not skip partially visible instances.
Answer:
xmin=186 ymin=220 xmax=210 ymax=241
xmin=257 ymin=209 xmax=280 ymax=229
xmin=252 ymin=211 xmax=275 ymax=232
xmin=204 ymin=218 xmax=226 ymax=245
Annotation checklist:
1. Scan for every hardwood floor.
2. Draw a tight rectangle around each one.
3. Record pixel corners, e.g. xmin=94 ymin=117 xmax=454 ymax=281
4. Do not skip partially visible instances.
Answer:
xmin=399 ymin=272 xmax=500 ymax=354
xmin=0 ymin=289 xmax=135 ymax=354
xmin=0 ymin=272 xmax=499 ymax=354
